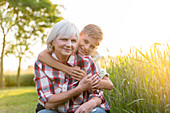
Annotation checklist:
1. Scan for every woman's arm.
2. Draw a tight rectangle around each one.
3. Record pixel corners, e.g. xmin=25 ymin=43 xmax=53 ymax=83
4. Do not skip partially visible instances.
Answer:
xmin=45 ymin=74 xmax=99 ymax=109
xmin=38 ymin=49 xmax=86 ymax=81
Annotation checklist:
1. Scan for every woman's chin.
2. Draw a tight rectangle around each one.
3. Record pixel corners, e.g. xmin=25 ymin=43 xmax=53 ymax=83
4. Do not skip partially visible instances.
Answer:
xmin=62 ymin=52 xmax=72 ymax=56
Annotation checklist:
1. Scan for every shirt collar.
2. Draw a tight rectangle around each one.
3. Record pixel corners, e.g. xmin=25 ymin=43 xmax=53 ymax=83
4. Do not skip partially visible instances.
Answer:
xmin=52 ymin=52 xmax=76 ymax=67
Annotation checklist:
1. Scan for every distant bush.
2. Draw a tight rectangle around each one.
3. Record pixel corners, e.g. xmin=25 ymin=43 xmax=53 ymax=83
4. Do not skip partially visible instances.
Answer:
xmin=5 ymin=74 xmax=35 ymax=87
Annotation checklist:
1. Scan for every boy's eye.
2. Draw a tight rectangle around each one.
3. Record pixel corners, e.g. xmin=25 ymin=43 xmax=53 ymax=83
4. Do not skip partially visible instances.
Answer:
xmin=90 ymin=45 xmax=95 ymax=50
xmin=84 ymin=39 xmax=88 ymax=44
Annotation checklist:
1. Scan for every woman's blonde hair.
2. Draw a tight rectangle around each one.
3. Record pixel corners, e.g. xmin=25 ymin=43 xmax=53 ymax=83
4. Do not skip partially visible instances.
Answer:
xmin=46 ymin=20 xmax=79 ymax=51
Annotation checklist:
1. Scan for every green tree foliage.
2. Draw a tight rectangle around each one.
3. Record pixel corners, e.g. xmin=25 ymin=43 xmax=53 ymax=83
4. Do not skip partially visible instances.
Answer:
xmin=0 ymin=0 xmax=63 ymax=88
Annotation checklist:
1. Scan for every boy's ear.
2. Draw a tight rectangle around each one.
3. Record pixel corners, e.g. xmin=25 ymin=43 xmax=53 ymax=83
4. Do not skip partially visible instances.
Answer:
xmin=94 ymin=46 xmax=98 ymax=50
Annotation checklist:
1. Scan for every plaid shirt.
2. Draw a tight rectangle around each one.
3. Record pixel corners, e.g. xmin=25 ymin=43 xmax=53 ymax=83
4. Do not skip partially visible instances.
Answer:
xmin=91 ymin=50 xmax=109 ymax=79
xmin=34 ymin=52 xmax=110 ymax=113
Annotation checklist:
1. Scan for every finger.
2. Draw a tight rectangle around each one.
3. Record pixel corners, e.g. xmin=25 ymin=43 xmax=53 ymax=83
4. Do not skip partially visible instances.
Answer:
xmin=90 ymin=74 xmax=99 ymax=81
xmin=72 ymin=76 xmax=82 ymax=81
xmin=92 ymin=84 xmax=99 ymax=89
xmin=73 ymin=70 xmax=87 ymax=77
xmin=91 ymin=74 xmax=99 ymax=81
xmin=85 ymin=74 xmax=93 ymax=79
xmin=92 ymin=77 xmax=100 ymax=85
xmin=71 ymin=71 xmax=85 ymax=77
xmin=71 ymin=73 xmax=84 ymax=81
xmin=71 ymin=72 xmax=82 ymax=78
xmin=73 ymin=66 xmax=83 ymax=72
xmin=92 ymin=77 xmax=100 ymax=84
xmin=80 ymin=70 xmax=87 ymax=76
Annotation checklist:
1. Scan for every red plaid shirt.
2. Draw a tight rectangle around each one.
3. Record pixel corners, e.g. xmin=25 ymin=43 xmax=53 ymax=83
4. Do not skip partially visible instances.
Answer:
xmin=34 ymin=52 xmax=110 ymax=113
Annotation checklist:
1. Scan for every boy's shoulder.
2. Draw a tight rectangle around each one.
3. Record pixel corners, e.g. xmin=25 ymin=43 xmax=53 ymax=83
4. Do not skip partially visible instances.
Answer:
xmin=91 ymin=50 xmax=101 ymax=62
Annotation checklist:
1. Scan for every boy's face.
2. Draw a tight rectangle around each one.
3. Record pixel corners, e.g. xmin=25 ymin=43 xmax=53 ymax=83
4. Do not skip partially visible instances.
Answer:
xmin=77 ymin=33 xmax=100 ymax=56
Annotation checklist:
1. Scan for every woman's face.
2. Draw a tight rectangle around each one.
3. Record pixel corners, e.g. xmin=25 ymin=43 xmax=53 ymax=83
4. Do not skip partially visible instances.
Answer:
xmin=52 ymin=36 xmax=78 ymax=60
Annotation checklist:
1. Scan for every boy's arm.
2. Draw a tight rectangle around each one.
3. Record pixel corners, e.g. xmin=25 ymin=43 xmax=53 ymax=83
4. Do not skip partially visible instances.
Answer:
xmin=95 ymin=61 xmax=113 ymax=90
xmin=98 ymin=76 xmax=113 ymax=90
xmin=38 ymin=49 xmax=86 ymax=81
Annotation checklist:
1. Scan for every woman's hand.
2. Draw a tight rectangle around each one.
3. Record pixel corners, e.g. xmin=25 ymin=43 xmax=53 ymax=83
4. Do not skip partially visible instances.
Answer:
xmin=66 ymin=66 xmax=87 ymax=81
xmin=78 ymin=74 xmax=100 ymax=91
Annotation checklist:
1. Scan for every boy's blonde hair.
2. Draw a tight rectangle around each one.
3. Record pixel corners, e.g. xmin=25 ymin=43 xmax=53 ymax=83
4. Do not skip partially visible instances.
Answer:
xmin=81 ymin=24 xmax=103 ymax=46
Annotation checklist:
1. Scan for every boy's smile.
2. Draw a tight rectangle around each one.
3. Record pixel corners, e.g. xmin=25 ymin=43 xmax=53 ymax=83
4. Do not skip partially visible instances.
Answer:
xmin=78 ymin=33 xmax=100 ymax=56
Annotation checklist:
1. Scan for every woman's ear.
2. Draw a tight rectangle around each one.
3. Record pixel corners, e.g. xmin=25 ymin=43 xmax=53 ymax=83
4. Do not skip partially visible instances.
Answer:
xmin=51 ymin=40 xmax=54 ymax=46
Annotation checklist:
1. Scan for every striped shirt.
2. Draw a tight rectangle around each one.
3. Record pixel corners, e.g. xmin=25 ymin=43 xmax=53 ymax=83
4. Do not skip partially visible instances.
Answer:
xmin=34 ymin=52 xmax=110 ymax=113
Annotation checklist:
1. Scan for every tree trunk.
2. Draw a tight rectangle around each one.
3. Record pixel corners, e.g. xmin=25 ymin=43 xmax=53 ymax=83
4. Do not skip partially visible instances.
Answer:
xmin=17 ymin=56 xmax=22 ymax=87
xmin=0 ymin=35 xmax=6 ymax=88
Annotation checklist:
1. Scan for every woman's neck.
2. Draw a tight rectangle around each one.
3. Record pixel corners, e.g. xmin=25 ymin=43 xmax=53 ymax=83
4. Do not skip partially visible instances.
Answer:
xmin=54 ymin=52 xmax=69 ymax=64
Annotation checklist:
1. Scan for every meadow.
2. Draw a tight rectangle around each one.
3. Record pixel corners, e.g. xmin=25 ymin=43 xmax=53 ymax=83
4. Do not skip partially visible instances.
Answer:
xmin=0 ymin=87 xmax=37 ymax=113
xmin=0 ymin=43 xmax=170 ymax=113
xmin=101 ymin=43 xmax=170 ymax=113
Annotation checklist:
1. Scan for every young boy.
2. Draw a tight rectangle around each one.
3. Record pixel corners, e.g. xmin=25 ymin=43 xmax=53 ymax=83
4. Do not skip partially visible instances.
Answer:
xmin=38 ymin=24 xmax=113 ymax=90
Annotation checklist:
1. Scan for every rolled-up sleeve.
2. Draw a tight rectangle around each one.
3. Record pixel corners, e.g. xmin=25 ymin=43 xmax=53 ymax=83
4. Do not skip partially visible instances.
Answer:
xmin=95 ymin=61 xmax=109 ymax=79
xmin=34 ymin=61 xmax=53 ymax=106
xmin=88 ymin=89 xmax=105 ymax=103
xmin=84 ymin=56 xmax=105 ymax=103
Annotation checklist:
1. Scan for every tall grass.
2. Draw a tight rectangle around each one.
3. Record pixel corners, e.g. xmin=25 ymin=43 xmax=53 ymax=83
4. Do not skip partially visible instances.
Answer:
xmin=101 ymin=43 xmax=170 ymax=113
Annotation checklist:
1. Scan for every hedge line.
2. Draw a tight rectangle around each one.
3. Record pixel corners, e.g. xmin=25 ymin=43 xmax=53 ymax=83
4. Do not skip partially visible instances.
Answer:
xmin=4 ymin=74 xmax=35 ymax=87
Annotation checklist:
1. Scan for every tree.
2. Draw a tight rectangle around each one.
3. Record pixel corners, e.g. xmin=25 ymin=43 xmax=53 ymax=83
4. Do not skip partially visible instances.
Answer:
xmin=0 ymin=0 xmax=63 ymax=88
xmin=0 ymin=1 xmax=16 ymax=88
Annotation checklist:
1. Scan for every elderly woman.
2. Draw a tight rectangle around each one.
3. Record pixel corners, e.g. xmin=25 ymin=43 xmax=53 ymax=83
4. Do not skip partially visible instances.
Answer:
xmin=34 ymin=20 xmax=109 ymax=113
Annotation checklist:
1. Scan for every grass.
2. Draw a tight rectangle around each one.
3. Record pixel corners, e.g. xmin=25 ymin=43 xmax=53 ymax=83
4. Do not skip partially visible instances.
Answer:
xmin=101 ymin=42 xmax=170 ymax=113
xmin=1 ymin=42 xmax=170 ymax=113
xmin=0 ymin=87 xmax=38 ymax=113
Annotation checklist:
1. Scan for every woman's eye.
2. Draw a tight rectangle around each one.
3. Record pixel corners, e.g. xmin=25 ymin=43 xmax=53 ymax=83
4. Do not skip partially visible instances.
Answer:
xmin=61 ymin=38 xmax=67 ymax=41
xmin=71 ymin=39 xmax=77 ymax=43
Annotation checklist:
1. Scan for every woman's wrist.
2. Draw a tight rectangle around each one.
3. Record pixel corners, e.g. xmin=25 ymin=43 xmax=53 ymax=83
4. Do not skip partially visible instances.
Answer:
xmin=90 ymin=99 xmax=97 ymax=107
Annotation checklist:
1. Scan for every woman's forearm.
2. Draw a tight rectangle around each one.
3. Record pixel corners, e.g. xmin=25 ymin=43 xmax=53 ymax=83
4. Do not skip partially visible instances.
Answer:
xmin=45 ymin=85 xmax=83 ymax=109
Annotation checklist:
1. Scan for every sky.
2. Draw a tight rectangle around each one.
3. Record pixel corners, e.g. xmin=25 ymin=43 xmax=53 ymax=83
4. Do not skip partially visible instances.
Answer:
xmin=3 ymin=0 xmax=170 ymax=71
xmin=52 ymin=0 xmax=170 ymax=56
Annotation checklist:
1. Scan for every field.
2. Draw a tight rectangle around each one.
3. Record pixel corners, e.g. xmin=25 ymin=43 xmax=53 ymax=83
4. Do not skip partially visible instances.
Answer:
xmin=1 ymin=43 xmax=170 ymax=113
xmin=101 ymin=43 xmax=170 ymax=113
xmin=0 ymin=87 xmax=38 ymax=113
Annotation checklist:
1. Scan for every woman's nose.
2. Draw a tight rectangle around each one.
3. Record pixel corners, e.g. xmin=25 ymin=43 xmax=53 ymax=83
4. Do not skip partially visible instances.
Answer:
xmin=66 ymin=40 xmax=71 ymax=46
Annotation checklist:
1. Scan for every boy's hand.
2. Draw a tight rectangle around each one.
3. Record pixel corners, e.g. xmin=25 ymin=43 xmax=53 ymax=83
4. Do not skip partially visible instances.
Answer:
xmin=67 ymin=66 xmax=86 ymax=81
xmin=75 ymin=100 xmax=95 ymax=113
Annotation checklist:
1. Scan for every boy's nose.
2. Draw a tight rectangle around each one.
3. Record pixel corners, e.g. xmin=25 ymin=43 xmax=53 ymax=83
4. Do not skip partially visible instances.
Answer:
xmin=84 ymin=44 xmax=90 ymax=51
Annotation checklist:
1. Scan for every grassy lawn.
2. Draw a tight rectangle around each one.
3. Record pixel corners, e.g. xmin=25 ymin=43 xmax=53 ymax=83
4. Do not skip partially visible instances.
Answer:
xmin=0 ymin=87 xmax=38 ymax=113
